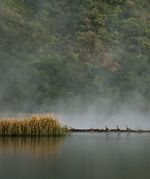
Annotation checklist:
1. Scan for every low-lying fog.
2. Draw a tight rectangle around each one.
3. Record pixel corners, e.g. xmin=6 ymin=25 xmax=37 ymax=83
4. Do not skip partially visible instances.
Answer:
xmin=0 ymin=98 xmax=150 ymax=130
xmin=56 ymin=100 xmax=150 ymax=129
xmin=58 ymin=110 xmax=150 ymax=130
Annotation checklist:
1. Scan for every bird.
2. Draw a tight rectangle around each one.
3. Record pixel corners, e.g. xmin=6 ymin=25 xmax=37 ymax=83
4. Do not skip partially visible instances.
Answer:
xmin=116 ymin=125 xmax=120 ymax=131
xmin=105 ymin=126 xmax=109 ymax=131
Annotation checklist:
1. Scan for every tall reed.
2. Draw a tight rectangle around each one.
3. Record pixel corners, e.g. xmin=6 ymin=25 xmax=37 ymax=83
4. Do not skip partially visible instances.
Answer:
xmin=0 ymin=114 xmax=67 ymax=136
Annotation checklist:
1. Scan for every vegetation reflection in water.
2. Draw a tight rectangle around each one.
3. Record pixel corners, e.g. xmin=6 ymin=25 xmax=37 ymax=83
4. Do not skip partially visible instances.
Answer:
xmin=0 ymin=137 xmax=65 ymax=157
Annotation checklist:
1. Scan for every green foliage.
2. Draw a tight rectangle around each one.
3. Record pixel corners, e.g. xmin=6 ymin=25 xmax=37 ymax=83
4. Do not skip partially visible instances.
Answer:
xmin=0 ymin=0 xmax=149 ymax=111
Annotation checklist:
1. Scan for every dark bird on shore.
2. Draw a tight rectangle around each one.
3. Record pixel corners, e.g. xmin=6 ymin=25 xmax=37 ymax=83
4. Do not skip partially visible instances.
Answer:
xmin=126 ymin=125 xmax=129 ymax=131
xmin=117 ymin=126 xmax=120 ymax=131
xmin=105 ymin=126 xmax=109 ymax=131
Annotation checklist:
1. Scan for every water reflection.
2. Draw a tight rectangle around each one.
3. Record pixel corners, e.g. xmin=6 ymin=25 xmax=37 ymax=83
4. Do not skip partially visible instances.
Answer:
xmin=0 ymin=134 xmax=150 ymax=179
xmin=0 ymin=137 xmax=65 ymax=157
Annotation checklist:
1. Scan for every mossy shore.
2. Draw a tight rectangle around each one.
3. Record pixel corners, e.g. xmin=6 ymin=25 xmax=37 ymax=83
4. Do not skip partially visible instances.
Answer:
xmin=0 ymin=114 xmax=67 ymax=136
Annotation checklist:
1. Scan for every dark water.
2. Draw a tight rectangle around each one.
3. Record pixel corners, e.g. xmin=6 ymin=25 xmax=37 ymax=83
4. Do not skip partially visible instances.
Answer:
xmin=0 ymin=133 xmax=150 ymax=179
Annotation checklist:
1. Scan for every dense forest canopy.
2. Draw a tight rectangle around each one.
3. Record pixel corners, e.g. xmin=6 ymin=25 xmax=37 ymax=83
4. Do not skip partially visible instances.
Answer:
xmin=0 ymin=0 xmax=149 ymax=112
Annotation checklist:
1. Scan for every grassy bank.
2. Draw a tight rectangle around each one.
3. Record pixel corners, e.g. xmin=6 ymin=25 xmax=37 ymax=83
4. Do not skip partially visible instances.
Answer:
xmin=0 ymin=114 xmax=67 ymax=136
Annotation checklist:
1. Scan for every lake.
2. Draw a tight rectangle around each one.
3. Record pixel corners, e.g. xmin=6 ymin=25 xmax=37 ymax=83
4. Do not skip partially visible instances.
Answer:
xmin=0 ymin=133 xmax=150 ymax=179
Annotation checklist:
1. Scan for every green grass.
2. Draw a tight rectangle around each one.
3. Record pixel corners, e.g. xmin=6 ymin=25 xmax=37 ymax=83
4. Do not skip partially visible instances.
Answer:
xmin=0 ymin=114 xmax=67 ymax=136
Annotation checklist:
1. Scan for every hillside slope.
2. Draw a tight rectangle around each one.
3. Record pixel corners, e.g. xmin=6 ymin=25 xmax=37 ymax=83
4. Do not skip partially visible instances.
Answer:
xmin=0 ymin=0 xmax=149 ymax=112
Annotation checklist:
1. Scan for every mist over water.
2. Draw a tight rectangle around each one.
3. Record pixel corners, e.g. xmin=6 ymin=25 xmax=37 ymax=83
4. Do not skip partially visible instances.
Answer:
xmin=54 ymin=94 xmax=150 ymax=129
xmin=0 ymin=96 xmax=150 ymax=129
xmin=58 ymin=106 xmax=150 ymax=129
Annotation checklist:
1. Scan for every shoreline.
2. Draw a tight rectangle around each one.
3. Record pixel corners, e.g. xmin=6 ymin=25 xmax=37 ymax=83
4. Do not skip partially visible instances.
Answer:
xmin=69 ymin=128 xmax=150 ymax=133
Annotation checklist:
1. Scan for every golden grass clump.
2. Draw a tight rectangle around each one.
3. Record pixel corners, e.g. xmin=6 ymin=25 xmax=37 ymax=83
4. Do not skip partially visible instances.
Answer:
xmin=0 ymin=114 xmax=67 ymax=136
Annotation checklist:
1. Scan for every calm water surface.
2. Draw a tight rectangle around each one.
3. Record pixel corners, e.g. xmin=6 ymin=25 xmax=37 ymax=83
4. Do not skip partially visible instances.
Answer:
xmin=0 ymin=133 xmax=150 ymax=179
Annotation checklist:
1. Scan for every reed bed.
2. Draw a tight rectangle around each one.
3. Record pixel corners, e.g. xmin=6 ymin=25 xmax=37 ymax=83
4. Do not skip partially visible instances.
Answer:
xmin=0 ymin=114 xmax=67 ymax=136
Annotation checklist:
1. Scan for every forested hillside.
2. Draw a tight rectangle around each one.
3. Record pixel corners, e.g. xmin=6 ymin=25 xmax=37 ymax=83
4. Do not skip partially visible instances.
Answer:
xmin=0 ymin=0 xmax=149 ymax=112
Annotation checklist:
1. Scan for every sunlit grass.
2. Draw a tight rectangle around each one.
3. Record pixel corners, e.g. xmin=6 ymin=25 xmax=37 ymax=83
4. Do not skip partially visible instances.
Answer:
xmin=0 ymin=114 xmax=67 ymax=136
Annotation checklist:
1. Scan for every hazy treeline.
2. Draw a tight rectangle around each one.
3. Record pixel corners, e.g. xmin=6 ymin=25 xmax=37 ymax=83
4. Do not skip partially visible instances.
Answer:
xmin=0 ymin=0 xmax=149 ymax=113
